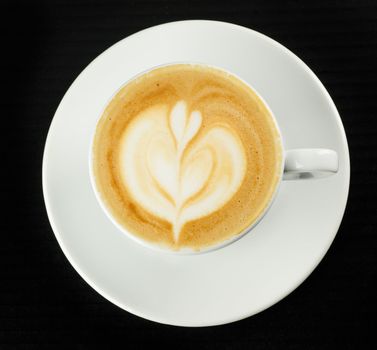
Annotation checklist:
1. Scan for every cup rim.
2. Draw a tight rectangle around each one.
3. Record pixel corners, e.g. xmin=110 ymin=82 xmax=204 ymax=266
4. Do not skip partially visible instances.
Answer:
xmin=88 ymin=62 xmax=285 ymax=255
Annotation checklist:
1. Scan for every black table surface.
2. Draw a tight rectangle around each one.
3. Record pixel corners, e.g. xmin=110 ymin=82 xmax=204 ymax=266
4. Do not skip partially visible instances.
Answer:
xmin=2 ymin=0 xmax=376 ymax=347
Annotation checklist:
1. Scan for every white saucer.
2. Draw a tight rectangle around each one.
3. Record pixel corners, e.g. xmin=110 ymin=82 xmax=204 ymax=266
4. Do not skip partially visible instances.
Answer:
xmin=43 ymin=20 xmax=350 ymax=326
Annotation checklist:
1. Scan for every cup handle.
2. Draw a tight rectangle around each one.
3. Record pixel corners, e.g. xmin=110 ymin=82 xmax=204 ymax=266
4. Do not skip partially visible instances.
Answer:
xmin=283 ymin=148 xmax=338 ymax=180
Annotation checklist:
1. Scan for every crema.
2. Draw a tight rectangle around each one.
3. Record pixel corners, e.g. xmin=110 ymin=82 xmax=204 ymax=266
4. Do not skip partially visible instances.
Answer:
xmin=92 ymin=64 xmax=282 ymax=250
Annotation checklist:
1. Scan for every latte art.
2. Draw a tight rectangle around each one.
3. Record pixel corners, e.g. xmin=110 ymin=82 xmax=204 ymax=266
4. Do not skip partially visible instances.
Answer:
xmin=120 ymin=100 xmax=246 ymax=241
xmin=92 ymin=64 xmax=282 ymax=250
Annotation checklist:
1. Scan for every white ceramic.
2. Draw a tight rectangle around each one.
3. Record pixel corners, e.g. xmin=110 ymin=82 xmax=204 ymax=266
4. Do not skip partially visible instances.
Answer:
xmin=88 ymin=63 xmax=339 ymax=254
xmin=43 ymin=20 xmax=350 ymax=326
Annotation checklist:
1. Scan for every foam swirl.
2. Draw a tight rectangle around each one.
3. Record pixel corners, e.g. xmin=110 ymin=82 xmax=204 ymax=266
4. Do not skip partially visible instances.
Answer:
xmin=119 ymin=100 xmax=247 ymax=241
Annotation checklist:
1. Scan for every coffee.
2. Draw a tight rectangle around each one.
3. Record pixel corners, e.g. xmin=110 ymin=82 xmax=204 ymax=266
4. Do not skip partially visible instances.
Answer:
xmin=92 ymin=64 xmax=282 ymax=250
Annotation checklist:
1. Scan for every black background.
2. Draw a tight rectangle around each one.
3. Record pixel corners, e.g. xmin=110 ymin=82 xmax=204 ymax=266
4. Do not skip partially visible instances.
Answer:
xmin=2 ymin=0 xmax=376 ymax=347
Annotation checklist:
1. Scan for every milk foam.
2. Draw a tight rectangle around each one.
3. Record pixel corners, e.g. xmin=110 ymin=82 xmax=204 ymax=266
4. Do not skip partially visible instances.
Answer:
xmin=120 ymin=100 xmax=247 ymax=241
xmin=93 ymin=64 xmax=282 ymax=250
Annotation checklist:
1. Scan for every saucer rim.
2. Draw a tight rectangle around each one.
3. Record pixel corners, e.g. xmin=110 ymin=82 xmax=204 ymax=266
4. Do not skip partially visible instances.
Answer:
xmin=42 ymin=20 xmax=350 ymax=327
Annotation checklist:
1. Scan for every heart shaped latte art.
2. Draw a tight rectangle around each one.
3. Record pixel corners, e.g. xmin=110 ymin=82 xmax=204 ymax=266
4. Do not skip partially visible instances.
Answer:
xmin=119 ymin=101 xmax=247 ymax=241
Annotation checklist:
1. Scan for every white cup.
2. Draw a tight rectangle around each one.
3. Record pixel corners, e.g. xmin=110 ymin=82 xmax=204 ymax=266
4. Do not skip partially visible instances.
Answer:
xmin=89 ymin=63 xmax=338 ymax=254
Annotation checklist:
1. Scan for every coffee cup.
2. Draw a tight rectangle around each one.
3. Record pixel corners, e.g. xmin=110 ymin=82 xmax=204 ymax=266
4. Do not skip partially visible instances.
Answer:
xmin=89 ymin=63 xmax=338 ymax=254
